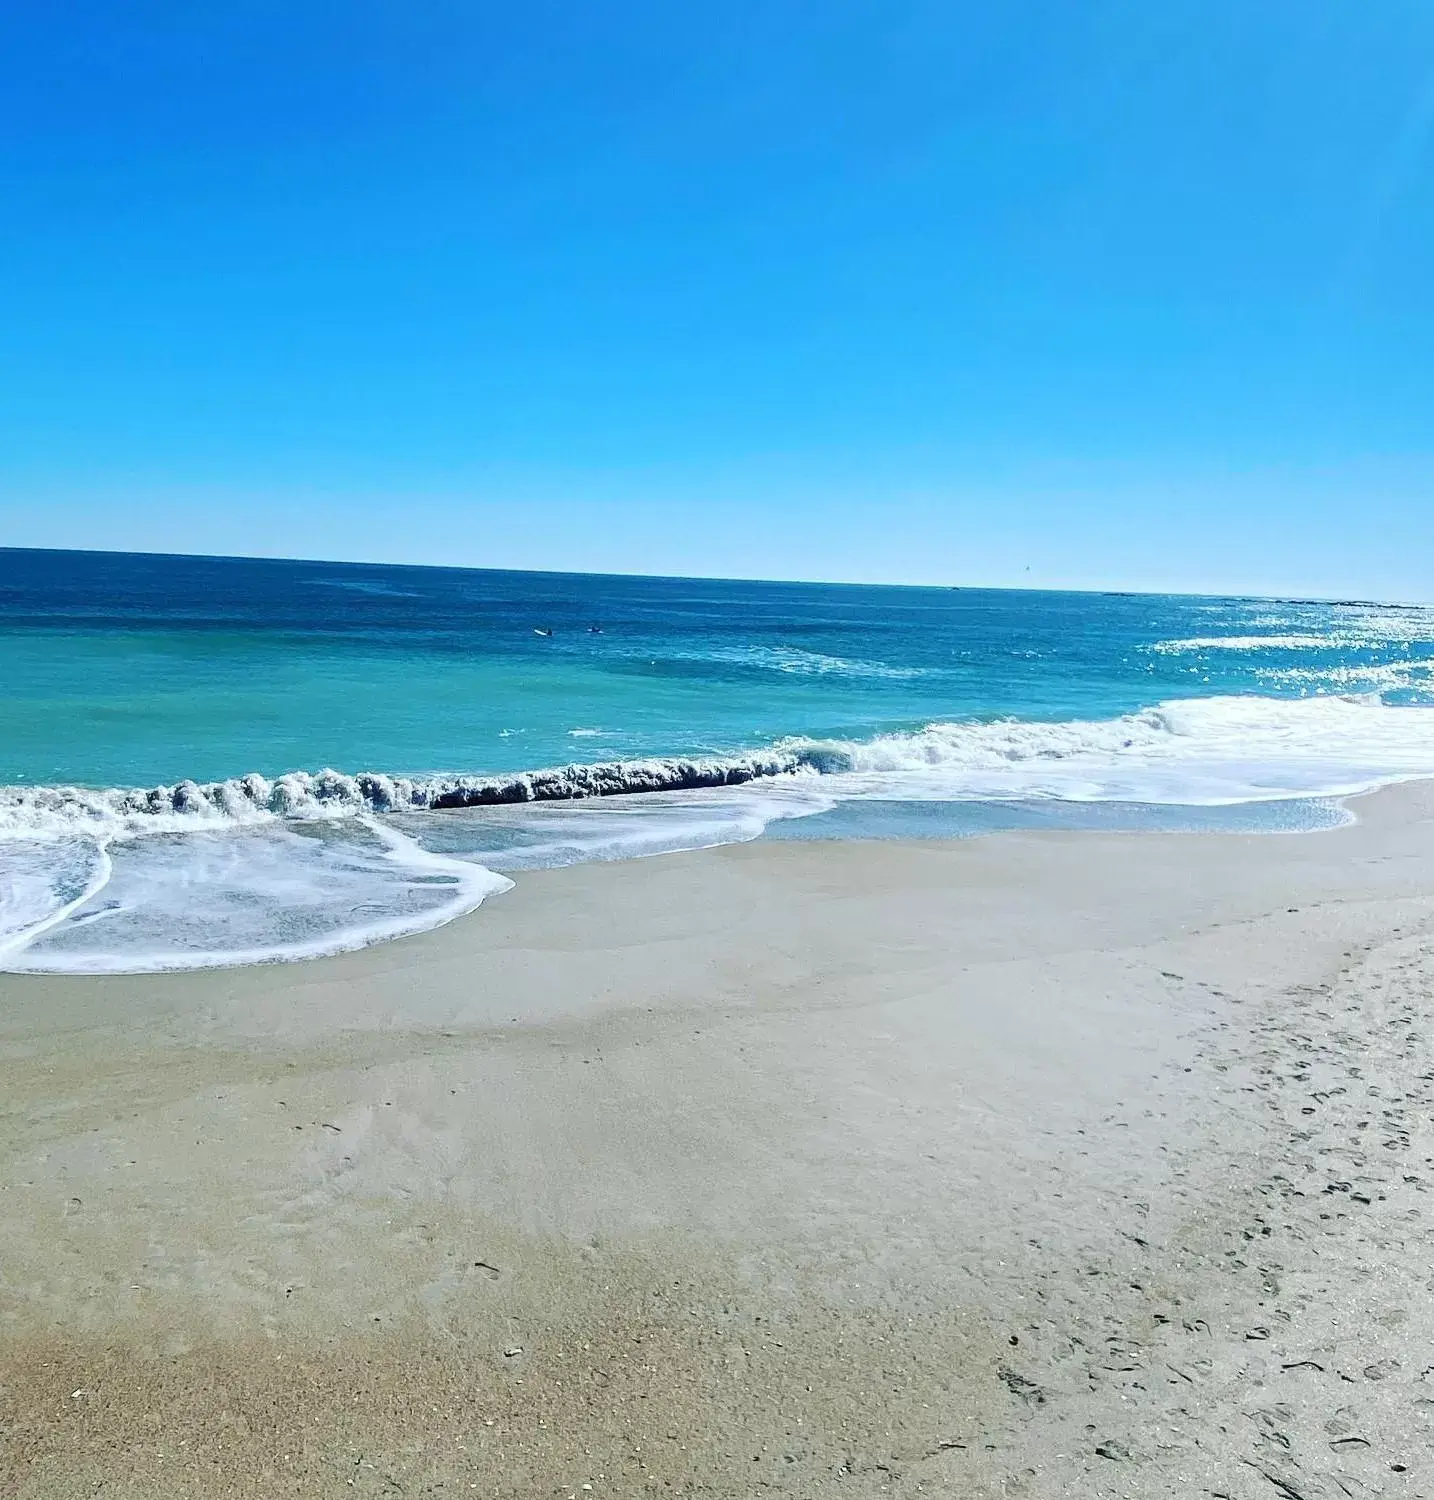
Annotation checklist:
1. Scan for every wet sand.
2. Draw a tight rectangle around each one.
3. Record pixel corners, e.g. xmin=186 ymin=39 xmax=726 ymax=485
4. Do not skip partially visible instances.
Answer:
xmin=3 ymin=784 xmax=1434 ymax=1497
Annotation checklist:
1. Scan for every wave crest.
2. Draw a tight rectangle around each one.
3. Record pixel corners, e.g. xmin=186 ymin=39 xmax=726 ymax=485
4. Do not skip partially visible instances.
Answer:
xmin=5 ymin=694 xmax=1434 ymax=844
xmin=0 ymin=749 xmax=816 ymax=840
xmin=7 ymin=693 xmax=1434 ymax=974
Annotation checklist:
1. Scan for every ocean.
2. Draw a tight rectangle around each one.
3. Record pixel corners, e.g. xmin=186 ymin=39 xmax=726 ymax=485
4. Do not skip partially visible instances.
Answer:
xmin=3 ymin=547 xmax=1433 ymax=974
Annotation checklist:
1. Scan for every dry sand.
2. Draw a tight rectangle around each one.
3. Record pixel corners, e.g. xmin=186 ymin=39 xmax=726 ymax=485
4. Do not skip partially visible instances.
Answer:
xmin=3 ymin=785 xmax=1434 ymax=1498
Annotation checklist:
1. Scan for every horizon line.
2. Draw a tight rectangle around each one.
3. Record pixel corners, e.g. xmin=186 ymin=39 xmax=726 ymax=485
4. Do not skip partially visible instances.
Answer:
xmin=3 ymin=543 xmax=1426 ymax=611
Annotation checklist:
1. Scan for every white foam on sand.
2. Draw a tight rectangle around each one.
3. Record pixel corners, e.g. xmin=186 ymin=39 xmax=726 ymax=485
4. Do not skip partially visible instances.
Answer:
xmin=4 ymin=820 xmax=512 ymax=975
xmin=0 ymin=837 xmax=113 ymax=958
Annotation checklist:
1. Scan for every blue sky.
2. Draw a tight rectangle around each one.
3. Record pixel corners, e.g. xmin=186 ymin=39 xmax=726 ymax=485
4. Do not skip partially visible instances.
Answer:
xmin=2 ymin=2 xmax=1432 ymax=597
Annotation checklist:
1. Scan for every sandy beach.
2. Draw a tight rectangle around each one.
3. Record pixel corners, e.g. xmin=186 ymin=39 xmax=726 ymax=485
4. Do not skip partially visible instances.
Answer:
xmin=3 ymin=786 xmax=1434 ymax=1498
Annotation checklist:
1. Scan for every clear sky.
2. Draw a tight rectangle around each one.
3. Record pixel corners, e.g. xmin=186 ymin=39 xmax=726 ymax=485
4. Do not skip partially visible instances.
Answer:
xmin=2 ymin=2 xmax=1432 ymax=598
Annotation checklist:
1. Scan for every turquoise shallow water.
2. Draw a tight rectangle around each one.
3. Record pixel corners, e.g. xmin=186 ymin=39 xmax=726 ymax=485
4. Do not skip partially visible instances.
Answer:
xmin=2 ymin=547 xmax=1433 ymax=972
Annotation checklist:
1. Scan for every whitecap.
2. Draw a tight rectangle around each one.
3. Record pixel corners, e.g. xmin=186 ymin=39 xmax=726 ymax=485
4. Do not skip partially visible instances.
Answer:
xmin=781 ymin=695 xmax=1434 ymax=805
xmin=628 ymin=643 xmax=927 ymax=680
xmin=1149 ymin=634 xmax=1353 ymax=652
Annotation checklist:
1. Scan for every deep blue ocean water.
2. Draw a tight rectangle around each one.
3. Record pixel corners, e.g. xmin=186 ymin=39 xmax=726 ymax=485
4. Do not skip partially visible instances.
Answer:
xmin=3 ymin=548 xmax=1433 ymax=973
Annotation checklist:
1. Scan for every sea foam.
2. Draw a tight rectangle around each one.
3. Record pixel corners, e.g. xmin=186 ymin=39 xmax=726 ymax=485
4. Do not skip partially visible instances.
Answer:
xmin=3 ymin=821 xmax=512 ymax=975
xmin=7 ymin=693 xmax=1432 ymax=845
xmin=0 ymin=749 xmax=811 ymax=843
xmin=788 ymin=694 xmax=1434 ymax=804
xmin=4 ymin=694 xmax=1434 ymax=973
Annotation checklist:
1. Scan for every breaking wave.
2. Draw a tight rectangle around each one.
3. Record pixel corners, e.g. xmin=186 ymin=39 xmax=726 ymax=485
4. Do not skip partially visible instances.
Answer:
xmin=5 ymin=693 xmax=1434 ymax=974
xmin=794 ymin=693 xmax=1434 ymax=802
xmin=0 ymin=748 xmax=813 ymax=842
xmin=5 ymin=694 xmax=1434 ymax=845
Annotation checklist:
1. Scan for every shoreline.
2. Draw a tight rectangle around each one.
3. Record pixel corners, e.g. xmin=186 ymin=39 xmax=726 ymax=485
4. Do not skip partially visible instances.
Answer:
xmin=3 ymin=782 xmax=1434 ymax=1496
xmin=1 ymin=775 xmax=1418 ymax=979
xmin=8 ymin=679 xmax=1434 ymax=978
